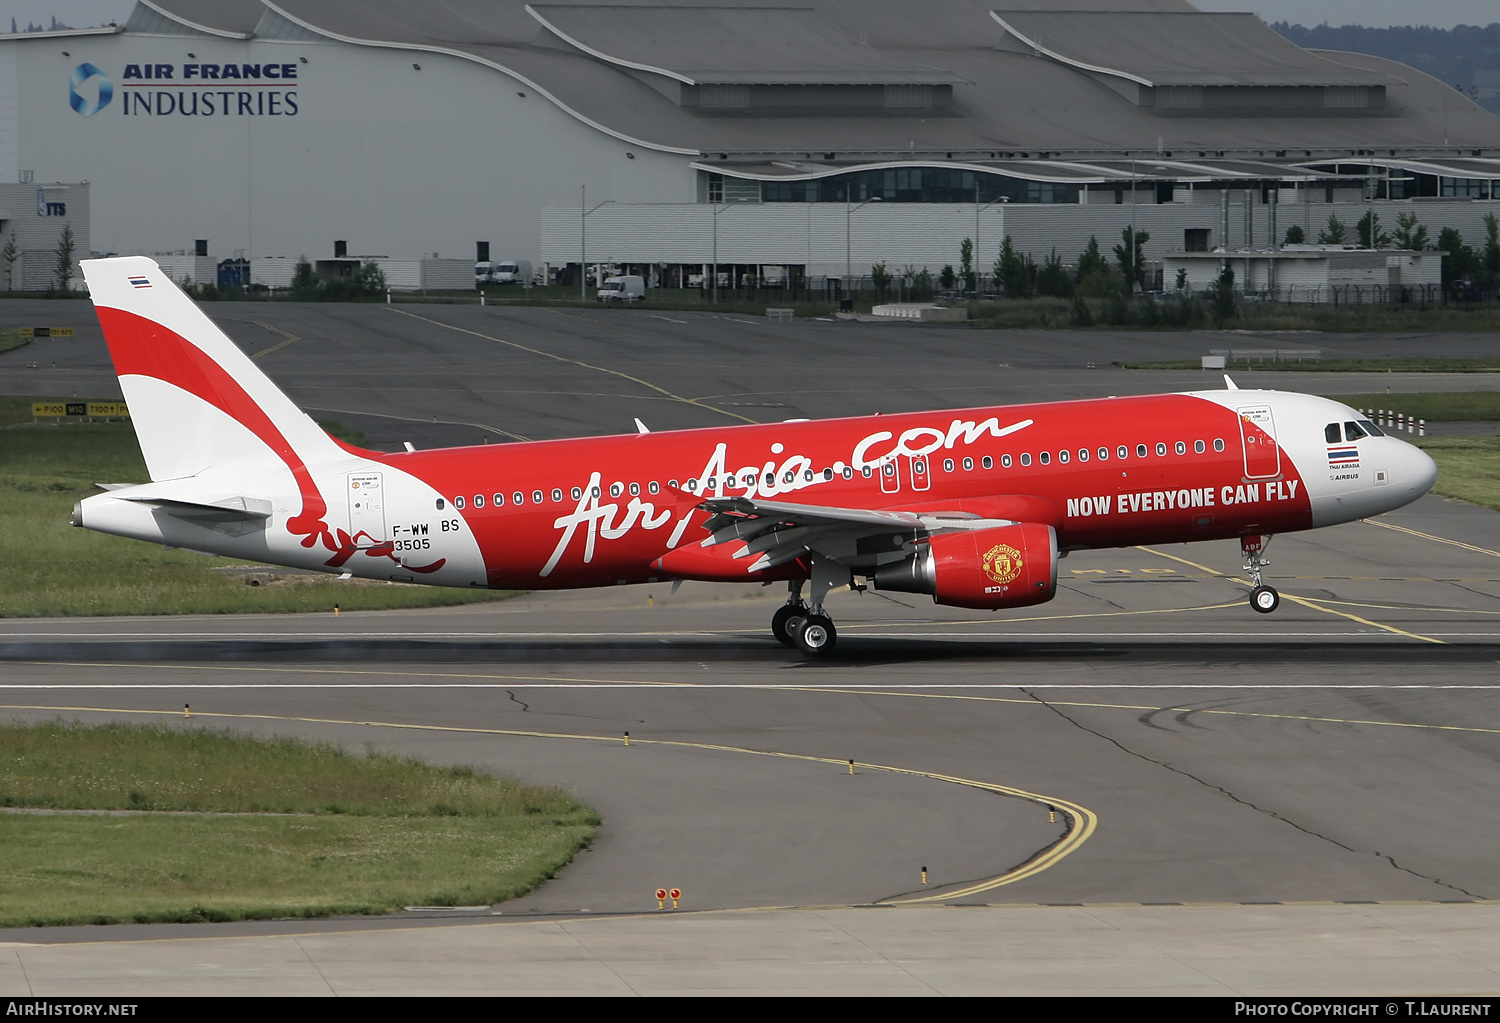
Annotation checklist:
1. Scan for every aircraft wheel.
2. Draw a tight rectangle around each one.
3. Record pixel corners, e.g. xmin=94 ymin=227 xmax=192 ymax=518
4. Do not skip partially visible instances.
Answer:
xmin=771 ymin=604 xmax=805 ymax=648
xmin=1249 ymin=585 xmax=1280 ymax=614
xmin=795 ymin=614 xmax=837 ymax=656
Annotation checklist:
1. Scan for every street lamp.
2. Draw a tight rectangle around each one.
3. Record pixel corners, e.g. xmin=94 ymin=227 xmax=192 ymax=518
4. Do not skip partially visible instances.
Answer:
xmin=846 ymin=192 xmax=881 ymax=300
xmin=711 ymin=197 xmax=750 ymax=303
xmin=580 ymin=184 xmax=615 ymax=302
xmin=975 ymin=180 xmax=1006 ymax=294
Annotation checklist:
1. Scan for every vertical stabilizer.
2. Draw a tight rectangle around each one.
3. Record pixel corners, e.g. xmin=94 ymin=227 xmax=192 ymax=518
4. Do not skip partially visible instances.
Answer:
xmin=81 ymin=256 xmax=344 ymax=482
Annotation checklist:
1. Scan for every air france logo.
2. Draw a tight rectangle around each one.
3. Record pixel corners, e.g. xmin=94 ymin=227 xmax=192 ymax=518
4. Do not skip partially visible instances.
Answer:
xmin=69 ymin=63 xmax=113 ymax=117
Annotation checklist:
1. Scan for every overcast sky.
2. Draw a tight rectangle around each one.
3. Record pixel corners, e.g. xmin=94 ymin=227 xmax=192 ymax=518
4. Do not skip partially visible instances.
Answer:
xmin=4 ymin=0 xmax=1498 ymax=33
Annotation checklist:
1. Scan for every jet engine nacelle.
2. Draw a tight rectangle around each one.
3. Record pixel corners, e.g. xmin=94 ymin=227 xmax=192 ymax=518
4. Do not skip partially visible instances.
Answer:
xmin=872 ymin=522 xmax=1058 ymax=610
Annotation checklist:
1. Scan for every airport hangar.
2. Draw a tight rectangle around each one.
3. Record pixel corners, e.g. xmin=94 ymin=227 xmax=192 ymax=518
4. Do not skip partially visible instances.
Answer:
xmin=8 ymin=0 xmax=1500 ymax=294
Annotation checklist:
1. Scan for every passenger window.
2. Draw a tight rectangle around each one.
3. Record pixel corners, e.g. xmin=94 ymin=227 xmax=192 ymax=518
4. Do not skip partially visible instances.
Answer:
xmin=592 ymin=486 xmax=601 ymax=499
xmin=882 ymin=464 xmax=895 ymax=477
xmin=1078 ymin=448 xmax=1089 ymax=462
xmin=630 ymin=482 xmax=640 ymax=496
xmin=1175 ymin=441 xmax=1186 ymax=455
xmin=493 ymin=492 xmax=505 ymax=507
xmin=436 ymin=498 xmax=446 ymax=510
xmin=943 ymin=458 xmax=954 ymax=472
xmin=1118 ymin=445 xmax=1128 ymax=459
xmin=962 ymin=457 xmax=974 ymax=471
xmin=862 ymin=466 xmax=873 ymax=478
xmin=610 ymin=482 xmax=623 ymax=498
xmin=1039 ymin=452 xmax=1050 ymax=465
xmin=455 ymin=496 xmax=466 ymax=510
xmin=532 ymin=490 xmax=543 ymax=504
xmin=1059 ymin=450 xmax=1070 ymax=464
xmin=687 ymin=479 xmax=698 ymax=492
xmin=1137 ymin=444 xmax=1148 ymax=458
xmin=842 ymin=467 xmax=853 ymax=479
xmin=474 ymin=494 xmax=484 ymax=508
xmin=668 ymin=479 xmax=679 ymax=489
xmin=552 ymin=489 xmax=562 ymax=502
xmin=1001 ymin=454 xmax=1012 ymax=468
xmin=1213 ymin=439 xmax=1225 ymax=452
xmin=1020 ymin=453 xmax=1032 ymax=466
xmin=823 ymin=468 xmax=833 ymax=481
xmin=513 ymin=491 xmax=524 ymax=505
xmin=804 ymin=469 xmax=814 ymax=481
xmin=572 ymin=486 xmax=583 ymax=500
xmin=1325 ymin=423 xmax=1342 ymax=444
xmin=1155 ymin=442 xmax=1167 ymax=457
xmin=649 ymin=481 xmax=660 ymax=494
xmin=1194 ymin=440 xmax=1205 ymax=454
xmin=982 ymin=456 xmax=993 ymax=469
xmin=1344 ymin=422 xmax=1367 ymax=441
xmin=1099 ymin=447 xmax=1109 ymax=461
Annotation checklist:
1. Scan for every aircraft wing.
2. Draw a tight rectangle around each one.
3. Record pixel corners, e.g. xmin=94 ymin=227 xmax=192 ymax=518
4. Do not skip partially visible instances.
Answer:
xmin=696 ymin=495 xmax=1018 ymax=573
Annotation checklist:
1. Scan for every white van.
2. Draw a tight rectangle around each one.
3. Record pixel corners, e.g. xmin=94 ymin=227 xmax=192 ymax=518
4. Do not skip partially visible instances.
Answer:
xmin=474 ymin=261 xmax=494 ymax=285
xmin=491 ymin=260 xmax=531 ymax=285
xmin=597 ymin=275 xmax=645 ymax=302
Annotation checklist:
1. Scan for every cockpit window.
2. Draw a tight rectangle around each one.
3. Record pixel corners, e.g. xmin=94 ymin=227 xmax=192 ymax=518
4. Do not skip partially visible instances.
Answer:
xmin=1344 ymin=421 xmax=1368 ymax=441
xmin=1358 ymin=419 xmax=1385 ymax=437
xmin=1325 ymin=423 xmax=1342 ymax=444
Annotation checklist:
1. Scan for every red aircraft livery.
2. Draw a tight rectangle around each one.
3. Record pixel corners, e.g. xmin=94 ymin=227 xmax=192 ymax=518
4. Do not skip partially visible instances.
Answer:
xmin=74 ymin=257 xmax=1438 ymax=655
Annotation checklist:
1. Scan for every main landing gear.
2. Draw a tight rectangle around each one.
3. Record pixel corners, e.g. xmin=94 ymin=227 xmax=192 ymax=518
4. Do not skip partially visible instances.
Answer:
xmin=1242 ymin=534 xmax=1280 ymax=614
xmin=770 ymin=557 xmax=852 ymax=656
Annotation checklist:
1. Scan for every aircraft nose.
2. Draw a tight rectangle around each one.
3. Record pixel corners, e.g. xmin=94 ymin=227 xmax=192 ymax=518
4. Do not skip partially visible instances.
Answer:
xmin=1398 ymin=439 xmax=1438 ymax=497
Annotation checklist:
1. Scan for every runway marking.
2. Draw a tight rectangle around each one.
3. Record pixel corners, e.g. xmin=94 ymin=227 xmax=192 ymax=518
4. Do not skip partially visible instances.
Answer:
xmin=1366 ymin=519 xmax=1500 ymax=559
xmin=247 ymin=321 xmax=300 ymax=361
xmin=0 ymin=702 xmax=1097 ymax=904
xmin=386 ymin=307 xmax=760 ymax=426
xmin=1313 ymin=598 xmax=1500 ymax=616
xmin=1137 ymin=547 xmax=1445 ymax=645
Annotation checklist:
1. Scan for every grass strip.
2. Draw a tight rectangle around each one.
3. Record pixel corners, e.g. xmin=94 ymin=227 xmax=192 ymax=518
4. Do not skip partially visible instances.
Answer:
xmin=1414 ymin=437 xmax=1500 ymax=512
xmin=0 ymin=400 xmax=516 ymax=617
xmin=0 ymin=722 xmax=599 ymax=928
xmin=0 ymin=328 xmax=27 ymax=355
xmin=1121 ymin=358 xmax=1500 ymax=373
xmin=1320 ymin=392 xmax=1500 ymax=422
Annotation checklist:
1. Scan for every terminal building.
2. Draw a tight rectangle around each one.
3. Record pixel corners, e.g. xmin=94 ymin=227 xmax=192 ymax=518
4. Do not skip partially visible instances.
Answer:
xmin=6 ymin=0 xmax=1500 ymax=292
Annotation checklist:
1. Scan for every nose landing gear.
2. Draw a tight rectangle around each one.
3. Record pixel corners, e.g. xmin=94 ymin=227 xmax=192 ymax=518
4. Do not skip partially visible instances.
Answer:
xmin=1242 ymin=534 xmax=1279 ymax=614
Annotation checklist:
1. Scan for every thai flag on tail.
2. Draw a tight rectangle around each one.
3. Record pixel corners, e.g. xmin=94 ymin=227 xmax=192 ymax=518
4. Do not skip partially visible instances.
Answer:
xmin=1328 ymin=445 xmax=1359 ymax=466
xmin=127 ymin=275 xmax=151 ymax=289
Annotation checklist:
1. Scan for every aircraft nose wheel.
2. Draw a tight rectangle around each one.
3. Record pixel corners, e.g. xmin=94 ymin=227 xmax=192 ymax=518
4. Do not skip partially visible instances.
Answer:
xmin=771 ymin=603 xmax=807 ymax=648
xmin=794 ymin=614 xmax=837 ymax=656
xmin=1249 ymin=585 xmax=1280 ymax=614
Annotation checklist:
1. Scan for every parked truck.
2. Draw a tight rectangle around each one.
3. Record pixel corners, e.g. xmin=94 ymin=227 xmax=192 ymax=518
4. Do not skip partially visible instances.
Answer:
xmin=597 ymin=275 xmax=645 ymax=302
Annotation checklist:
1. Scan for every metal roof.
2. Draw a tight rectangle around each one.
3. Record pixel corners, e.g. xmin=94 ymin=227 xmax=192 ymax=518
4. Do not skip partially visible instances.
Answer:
xmin=990 ymin=10 xmax=1393 ymax=88
xmin=126 ymin=1 xmax=1500 ymax=165
xmin=527 ymin=4 xmax=965 ymax=86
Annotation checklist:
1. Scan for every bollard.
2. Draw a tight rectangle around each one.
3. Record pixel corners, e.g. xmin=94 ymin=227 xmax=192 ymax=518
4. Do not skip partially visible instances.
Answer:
xmin=184 ymin=703 xmax=190 ymax=719
xmin=334 ymin=604 xmax=340 ymax=617
xmin=647 ymin=595 xmax=653 ymax=607
xmin=480 ymin=291 xmax=486 ymax=307
xmin=848 ymin=759 xmax=855 ymax=775
xmin=1047 ymin=804 xmax=1056 ymax=824
xmin=623 ymin=731 xmax=630 ymax=747
xmin=1419 ymin=419 xmax=1426 ymax=437
xmin=670 ymin=888 xmax=680 ymax=909
xmin=385 ymin=288 xmax=391 ymax=305
xmin=656 ymin=888 xmax=666 ymax=910
xmin=921 ymin=866 xmax=928 ymax=885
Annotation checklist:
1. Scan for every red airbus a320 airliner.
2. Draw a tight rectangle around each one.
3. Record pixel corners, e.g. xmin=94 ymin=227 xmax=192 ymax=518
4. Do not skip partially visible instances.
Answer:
xmin=73 ymin=257 xmax=1437 ymax=656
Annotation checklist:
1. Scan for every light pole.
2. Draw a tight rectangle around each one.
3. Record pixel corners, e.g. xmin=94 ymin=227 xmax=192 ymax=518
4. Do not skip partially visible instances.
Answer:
xmin=580 ymin=184 xmax=614 ymax=302
xmin=711 ymin=198 xmax=750 ymax=303
xmin=845 ymin=192 xmax=881 ymax=301
xmin=975 ymin=181 xmax=1005 ymax=294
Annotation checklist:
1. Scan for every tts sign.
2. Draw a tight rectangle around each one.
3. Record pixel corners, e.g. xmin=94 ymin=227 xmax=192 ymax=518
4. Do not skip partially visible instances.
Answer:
xmin=37 ymin=189 xmax=65 ymax=217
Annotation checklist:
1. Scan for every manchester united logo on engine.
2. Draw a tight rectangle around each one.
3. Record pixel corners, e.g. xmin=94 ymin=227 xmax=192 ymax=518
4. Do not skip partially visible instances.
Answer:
xmin=982 ymin=543 xmax=1023 ymax=584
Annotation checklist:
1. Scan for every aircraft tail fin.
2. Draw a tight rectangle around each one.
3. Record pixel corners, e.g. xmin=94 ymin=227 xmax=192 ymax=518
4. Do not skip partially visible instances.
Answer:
xmin=81 ymin=256 xmax=346 ymax=483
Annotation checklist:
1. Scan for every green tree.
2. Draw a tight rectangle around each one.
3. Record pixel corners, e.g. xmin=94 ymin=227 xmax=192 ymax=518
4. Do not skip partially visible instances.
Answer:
xmin=1483 ymin=213 xmax=1500 ymax=282
xmin=1393 ymin=212 xmax=1430 ymax=251
xmin=1283 ymin=225 xmax=1305 ymax=245
xmin=1113 ymin=226 xmax=1149 ymax=295
xmin=356 ymin=261 xmax=387 ymax=297
xmin=1437 ymin=227 xmax=1482 ymax=287
xmin=938 ymin=264 xmax=956 ymax=292
xmin=994 ymin=236 xmax=1031 ymax=298
xmin=290 ymin=256 xmax=320 ymax=300
xmin=1076 ymin=235 xmax=1109 ymax=280
xmin=1 ymin=234 xmax=16 ymax=292
xmin=1317 ymin=215 xmax=1348 ymax=245
xmin=958 ymin=238 xmax=975 ymax=294
xmin=870 ymin=261 xmax=892 ymax=299
xmin=1174 ymin=267 xmax=1188 ymax=291
xmin=1210 ymin=265 xmax=1236 ymax=324
xmin=1036 ymin=249 xmax=1074 ymax=298
xmin=1357 ymin=210 xmax=1390 ymax=249
xmin=913 ymin=267 xmax=933 ymax=301
xmin=53 ymin=224 xmax=75 ymax=294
